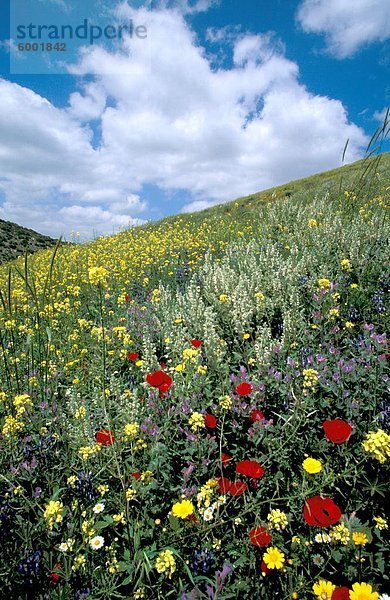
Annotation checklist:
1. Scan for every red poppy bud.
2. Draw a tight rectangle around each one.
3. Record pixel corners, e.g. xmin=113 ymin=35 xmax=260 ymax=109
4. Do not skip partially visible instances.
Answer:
xmin=127 ymin=352 xmax=139 ymax=362
xmin=236 ymin=460 xmax=264 ymax=479
xmin=125 ymin=294 xmax=130 ymax=302
xmin=204 ymin=414 xmax=217 ymax=429
xmin=260 ymin=560 xmax=271 ymax=575
xmin=229 ymin=480 xmax=248 ymax=496
xmin=235 ymin=382 xmax=252 ymax=396
xmin=95 ymin=429 xmax=115 ymax=446
xmin=249 ymin=526 xmax=272 ymax=547
xmin=322 ymin=419 xmax=352 ymax=444
xmin=250 ymin=409 xmax=265 ymax=422
xmin=131 ymin=472 xmax=141 ymax=481
xmin=190 ymin=339 xmax=203 ymax=348
xmin=49 ymin=572 xmax=61 ymax=584
xmin=221 ymin=452 xmax=231 ymax=466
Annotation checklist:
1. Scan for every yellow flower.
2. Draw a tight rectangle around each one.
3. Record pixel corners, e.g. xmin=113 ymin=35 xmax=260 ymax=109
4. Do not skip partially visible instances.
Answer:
xmin=345 ymin=321 xmax=355 ymax=329
xmin=219 ymin=294 xmax=229 ymax=303
xmin=362 ymin=429 xmax=390 ymax=463
xmin=2 ymin=415 xmax=25 ymax=437
xmin=172 ymin=499 xmax=194 ymax=519
xmin=302 ymin=457 xmax=322 ymax=474
xmin=352 ymin=532 xmax=368 ymax=546
xmin=243 ymin=333 xmax=250 ymax=340
xmin=312 ymin=580 xmax=336 ymax=599
xmin=189 ymin=411 xmax=206 ymax=432
xmin=155 ymin=549 xmax=176 ymax=578
xmin=263 ymin=547 xmax=285 ymax=570
xmin=219 ymin=395 xmax=232 ymax=410
xmin=373 ymin=516 xmax=388 ymax=530
xmin=349 ymin=582 xmax=379 ymax=600
xmin=267 ymin=509 xmax=288 ymax=531
xmin=43 ymin=500 xmax=64 ymax=530
xmin=123 ymin=422 xmax=139 ymax=440
xmin=330 ymin=523 xmax=350 ymax=545
xmin=88 ymin=266 xmax=109 ymax=286
xmin=308 ymin=218 xmax=318 ymax=228
xmin=340 ymin=259 xmax=352 ymax=271
xmin=318 ymin=278 xmax=331 ymax=290
xmin=174 ymin=363 xmax=185 ymax=372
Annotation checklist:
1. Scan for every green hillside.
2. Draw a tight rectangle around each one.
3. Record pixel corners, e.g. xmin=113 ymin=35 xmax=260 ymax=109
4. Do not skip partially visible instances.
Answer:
xmin=0 ymin=218 xmax=58 ymax=264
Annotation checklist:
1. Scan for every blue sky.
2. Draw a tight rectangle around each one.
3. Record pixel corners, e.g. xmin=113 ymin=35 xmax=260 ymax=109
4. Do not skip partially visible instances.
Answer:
xmin=0 ymin=0 xmax=389 ymax=239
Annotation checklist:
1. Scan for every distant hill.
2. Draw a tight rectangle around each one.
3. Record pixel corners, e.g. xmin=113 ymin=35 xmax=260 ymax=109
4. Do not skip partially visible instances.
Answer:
xmin=0 ymin=219 xmax=58 ymax=264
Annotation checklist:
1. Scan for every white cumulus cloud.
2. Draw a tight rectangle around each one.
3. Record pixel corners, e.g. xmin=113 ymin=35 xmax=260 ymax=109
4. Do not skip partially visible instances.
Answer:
xmin=297 ymin=0 xmax=390 ymax=58
xmin=0 ymin=3 xmax=369 ymax=238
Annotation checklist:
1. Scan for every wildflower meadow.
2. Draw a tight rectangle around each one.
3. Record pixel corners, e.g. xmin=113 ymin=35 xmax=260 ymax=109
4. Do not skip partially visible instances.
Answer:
xmin=0 ymin=155 xmax=389 ymax=599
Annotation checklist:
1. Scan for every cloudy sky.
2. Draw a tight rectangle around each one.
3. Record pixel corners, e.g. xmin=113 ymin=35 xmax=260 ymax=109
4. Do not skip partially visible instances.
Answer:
xmin=0 ymin=0 xmax=389 ymax=239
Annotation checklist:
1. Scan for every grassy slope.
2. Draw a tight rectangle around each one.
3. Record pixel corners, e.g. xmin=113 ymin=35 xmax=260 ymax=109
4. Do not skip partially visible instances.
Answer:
xmin=1 ymin=152 xmax=388 ymax=268
xmin=175 ymin=152 xmax=390 ymax=223
xmin=0 ymin=218 xmax=58 ymax=264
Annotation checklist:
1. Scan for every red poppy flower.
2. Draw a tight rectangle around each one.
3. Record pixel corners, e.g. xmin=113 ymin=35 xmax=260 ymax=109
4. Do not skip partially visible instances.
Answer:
xmin=204 ymin=414 xmax=217 ymax=429
xmin=250 ymin=409 xmax=265 ymax=422
xmin=221 ymin=452 xmax=232 ymax=466
xmin=127 ymin=352 xmax=139 ymax=362
xmin=131 ymin=471 xmax=141 ymax=481
xmin=125 ymin=294 xmax=130 ymax=302
xmin=260 ymin=560 xmax=271 ymax=575
xmin=191 ymin=339 xmax=203 ymax=348
xmin=322 ymin=419 xmax=352 ymax=444
xmin=303 ymin=496 xmax=342 ymax=527
xmin=49 ymin=572 xmax=61 ymax=584
xmin=95 ymin=429 xmax=116 ymax=446
xmin=235 ymin=382 xmax=252 ymax=396
xmin=229 ymin=480 xmax=248 ymax=496
xmin=218 ymin=476 xmax=231 ymax=494
xmin=332 ymin=588 xmax=350 ymax=600
xmin=146 ymin=370 xmax=173 ymax=395
xmin=236 ymin=460 xmax=264 ymax=479
xmin=249 ymin=526 xmax=272 ymax=547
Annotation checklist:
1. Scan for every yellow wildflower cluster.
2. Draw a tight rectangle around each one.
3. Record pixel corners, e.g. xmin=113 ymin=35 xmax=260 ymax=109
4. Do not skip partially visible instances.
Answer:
xmin=219 ymin=395 xmax=232 ymax=410
xmin=88 ymin=266 xmax=109 ymax=286
xmin=267 ymin=509 xmax=288 ymax=531
xmin=197 ymin=479 xmax=218 ymax=508
xmin=302 ymin=368 xmax=319 ymax=390
xmin=155 ymin=549 xmax=176 ymax=578
xmin=126 ymin=488 xmax=137 ymax=501
xmin=340 ymin=258 xmax=352 ymax=270
xmin=74 ymin=406 xmax=86 ymax=420
xmin=362 ymin=429 xmax=390 ymax=463
xmin=318 ymin=278 xmax=331 ymax=290
xmin=2 ymin=415 xmax=25 ymax=437
xmin=373 ymin=516 xmax=388 ymax=530
xmin=13 ymin=394 xmax=32 ymax=416
xmin=123 ymin=422 xmax=139 ymax=440
xmin=72 ymin=555 xmax=86 ymax=572
xmin=105 ymin=546 xmax=120 ymax=574
xmin=81 ymin=519 xmax=96 ymax=540
xmin=188 ymin=411 xmax=206 ymax=432
xmin=133 ymin=438 xmax=147 ymax=451
xmin=78 ymin=444 xmax=102 ymax=460
xmin=308 ymin=219 xmax=318 ymax=228
xmin=330 ymin=522 xmax=350 ymax=545
xmin=43 ymin=500 xmax=64 ymax=530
